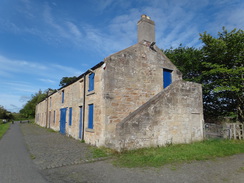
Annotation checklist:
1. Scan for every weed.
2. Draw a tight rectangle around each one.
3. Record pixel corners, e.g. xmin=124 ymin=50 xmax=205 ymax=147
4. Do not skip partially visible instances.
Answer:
xmin=30 ymin=154 xmax=36 ymax=159
xmin=239 ymin=167 xmax=244 ymax=171
xmin=170 ymin=165 xmax=177 ymax=171
xmin=90 ymin=146 xmax=113 ymax=158
xmin=47 ymin=128 xmax=56 ymax=133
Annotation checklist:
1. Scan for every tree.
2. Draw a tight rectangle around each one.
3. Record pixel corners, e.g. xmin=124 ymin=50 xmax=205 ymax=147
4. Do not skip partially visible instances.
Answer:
xmin=20 ymin=89 xmax=49 ymax=118
xmin=200 ymin=27 xmax=244 ymax=122
xmin=59 ymin=76 xmax=77 ymax=87
xmin=0 ymin=105 xmax=13 ymax=120
xmin=164 ymin=28 xmax=244 ymax=123
xmin=163 ymin=45 xmax=203 ymax=82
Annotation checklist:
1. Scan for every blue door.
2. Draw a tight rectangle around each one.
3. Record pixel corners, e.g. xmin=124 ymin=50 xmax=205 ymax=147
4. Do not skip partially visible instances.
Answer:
xmin=60 ymin=108 xmax=67 ymax=134
xmin=79 ymin=106 xmax=83 ymax=139
xmin=163 ymin=69 xmax=172 ymax=88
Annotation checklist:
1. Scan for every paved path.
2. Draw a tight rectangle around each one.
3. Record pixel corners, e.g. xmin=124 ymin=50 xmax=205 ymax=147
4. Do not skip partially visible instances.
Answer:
xmin=2 ymin=123 xmax=243 ymax=183
xmin=0 ymin=123 xmax=48 ymax=183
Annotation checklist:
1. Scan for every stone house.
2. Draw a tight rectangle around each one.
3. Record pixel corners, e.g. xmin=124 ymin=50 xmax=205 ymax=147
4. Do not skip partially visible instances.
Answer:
xmin=35 ymin=15 xmax=204 ymax=151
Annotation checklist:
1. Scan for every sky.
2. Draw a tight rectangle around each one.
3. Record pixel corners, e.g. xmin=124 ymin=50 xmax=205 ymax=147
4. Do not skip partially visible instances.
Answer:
xmin=0 ymin=0 xmax=243 ymax=113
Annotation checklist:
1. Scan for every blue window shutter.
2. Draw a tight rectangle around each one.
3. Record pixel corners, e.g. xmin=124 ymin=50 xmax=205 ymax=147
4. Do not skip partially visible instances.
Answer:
xmin=163 ymin=69 xmax=172 ymax=88
xmin=88 ymin=104 xmax=94 ymax=129
xmin=69 ymin=108 xmax=72 ymax=126
xmin=88 ymin=73 xmax=95 ymax=92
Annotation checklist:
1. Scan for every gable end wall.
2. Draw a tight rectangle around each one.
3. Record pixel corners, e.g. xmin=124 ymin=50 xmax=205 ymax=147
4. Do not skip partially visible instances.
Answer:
xmin=112 ymin=80 xmax=204 ymax=151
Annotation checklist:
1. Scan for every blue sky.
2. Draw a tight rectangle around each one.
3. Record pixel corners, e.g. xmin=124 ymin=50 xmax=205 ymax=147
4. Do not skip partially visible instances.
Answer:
xmin=0 ymin=0 xmax=243 ymax=113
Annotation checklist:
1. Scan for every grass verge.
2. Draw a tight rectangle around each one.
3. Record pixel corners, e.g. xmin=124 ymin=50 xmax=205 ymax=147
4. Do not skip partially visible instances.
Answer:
xmin=114 ymin=139 xmax=244 ymax=168
xmin=0 ymin=122 xmax=11 ymax=139
xmin=89 ymin=146 xmax=114 ymax=159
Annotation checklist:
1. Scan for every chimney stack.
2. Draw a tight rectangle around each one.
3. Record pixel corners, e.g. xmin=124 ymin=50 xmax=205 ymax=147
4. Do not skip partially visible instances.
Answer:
xmin=137 ymin=15 xmax=155 ymax=43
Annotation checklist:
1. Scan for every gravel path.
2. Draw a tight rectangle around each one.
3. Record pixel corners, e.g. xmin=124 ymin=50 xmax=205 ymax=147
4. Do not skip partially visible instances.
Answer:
xmin=20 ymin=123 xmax=244 ymax=183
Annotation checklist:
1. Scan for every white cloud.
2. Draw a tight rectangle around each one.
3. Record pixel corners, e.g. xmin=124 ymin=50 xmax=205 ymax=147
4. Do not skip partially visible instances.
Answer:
xmin=0 ymin=54 xmax=81 ymax=80
xmin=0 ymin=94 xmax=25 ymax=112
xmin=51 ymin=64 xmax=82 ymax=77
xmin=66 ymin=21 xmax=82 ymax=38
xmin=2 ymin=81 xmax=40 ymax=94
xmin=39 ymin=78 xmax=56 ymax=83
xmin=0 ymin=55 xmax=47 ymax=78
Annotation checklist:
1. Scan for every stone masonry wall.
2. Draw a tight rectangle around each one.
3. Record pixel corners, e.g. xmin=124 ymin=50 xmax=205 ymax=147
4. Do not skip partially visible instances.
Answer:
xmin=111 ymin=80 xmax=204 ymax=151
xmin=35 ymin=65 xmax=106 ymax=147
xmin=103 ymin=41 xmax=182 ymax=147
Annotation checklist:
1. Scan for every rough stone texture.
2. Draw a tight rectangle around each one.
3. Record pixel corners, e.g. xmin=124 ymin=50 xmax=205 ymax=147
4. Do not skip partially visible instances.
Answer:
xmin=112 ymin=80 xmax=204 ymax=151
xmin=103 ymin=41 xmax=183 ymax=148
xmin=137 ymin=15 xmax=155 ymax=43
xmin=35 ymin=15 xmax=203 ymax=151
xmin=36 ymin=63 xmax=106 ymax=147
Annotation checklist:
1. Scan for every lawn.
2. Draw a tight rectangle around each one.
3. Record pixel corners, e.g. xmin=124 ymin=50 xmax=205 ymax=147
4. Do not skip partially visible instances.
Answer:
xmin=112 ymin=139 xmax=244 ymax=167
xmin=0 ymin=122 xmax=11 ymax=139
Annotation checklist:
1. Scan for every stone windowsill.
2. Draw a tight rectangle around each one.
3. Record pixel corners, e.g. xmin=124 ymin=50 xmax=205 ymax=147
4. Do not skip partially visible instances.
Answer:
xmin=85 ymin=128 xmax=94 ymax=133
xmin=87 ymin=91 xmax=95 ymax=96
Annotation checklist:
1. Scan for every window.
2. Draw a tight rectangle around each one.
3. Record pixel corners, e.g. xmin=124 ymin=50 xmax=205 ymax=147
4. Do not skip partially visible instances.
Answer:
xmin=61 ymin=90 xmax=64 ymax=103
xmin=163 ymin=69 xmax=172 ymax=88
xmin=50 ymin=97 xmax=52 ymax=107
xmin=69 ymin=107 xmax=72 ymax=126
xmin=88 ymin=104 xmax=94 ymax=129
xmin=53 ymin=111 xmax=56 ymax=123
xmin=88 ymin=73 xmax=95 ymax=92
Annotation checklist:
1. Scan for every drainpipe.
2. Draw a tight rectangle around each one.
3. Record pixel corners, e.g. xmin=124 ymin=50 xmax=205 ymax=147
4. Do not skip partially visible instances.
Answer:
xmin=46 ymin=95 xmax=48 ymax=128
xmin=82 ymin=74 xmax=86 ymax=140
xmin=46 ymin=89 xmax=50 ymax=128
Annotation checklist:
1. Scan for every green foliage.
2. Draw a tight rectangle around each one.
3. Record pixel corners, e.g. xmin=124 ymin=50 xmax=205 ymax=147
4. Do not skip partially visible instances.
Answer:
xmin=0 ymin=122 xmax=11 ymax=139
xmin=164 ymin=45 xmax=203 ymax=83
xmin=19 ymin=89 xmax=49 ymax=119
xmin=0 ymin=106 xmax=14 ymax=120
xmin=114 ymin=139 xmax=244 ymax=168
xmin=164 ymin=27 xmax=244 ymax=122
xmin=59 ymin=76 xmax=77 ymax=87
xmin=200 ymin=27 xmax=244 ymax=122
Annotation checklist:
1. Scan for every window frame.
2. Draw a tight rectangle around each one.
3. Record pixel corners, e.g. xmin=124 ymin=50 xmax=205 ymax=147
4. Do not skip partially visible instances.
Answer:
xmin=88 ymin=73 xmax=95 ymax=92
xmin=88 ymin=104 xmax=94 ymax=129
xmin=163 ymin=69 xmax=172 ymax=88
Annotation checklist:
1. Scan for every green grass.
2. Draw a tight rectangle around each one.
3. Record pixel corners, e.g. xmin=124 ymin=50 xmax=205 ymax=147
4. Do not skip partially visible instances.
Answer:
xmin=114 ymin=139 xmax=244 ymax=168
xmin=30 ymin=154 xmax=36 ymax=159
xmin=89 ymin=146 xmax=114 ymax=159
xmin=47 ymin=128 xmax=56 ymax=133
xmin=0 ymin=122 xmax=11 ymax=139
